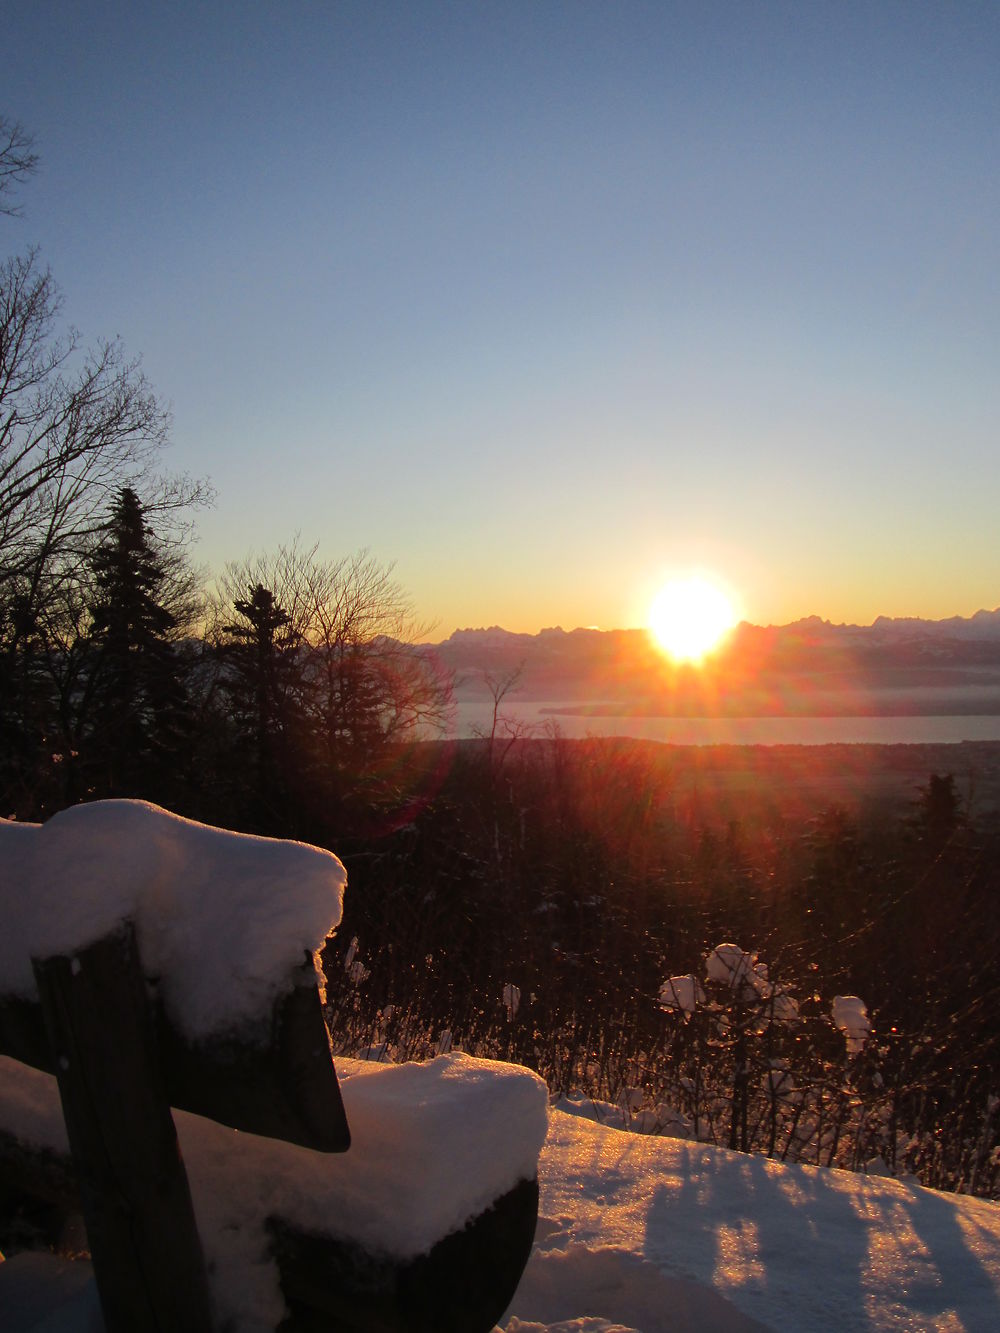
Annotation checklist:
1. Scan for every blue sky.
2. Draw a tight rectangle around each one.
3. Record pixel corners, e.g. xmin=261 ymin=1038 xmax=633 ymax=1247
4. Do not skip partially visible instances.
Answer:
xmin=6 ymin=1 xmax=999 ymax=633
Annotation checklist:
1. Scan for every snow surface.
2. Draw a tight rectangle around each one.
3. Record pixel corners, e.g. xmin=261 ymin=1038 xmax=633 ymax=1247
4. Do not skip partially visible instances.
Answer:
xmin=496 ymin=1110 xmax=1000 ymax=1332
xmin=5 ymin=1095 xmax=999 ymax=1331
xmin=0 ymin=801 xmax=346 ymax=1041
xmin=0 ymin=1052 xmax=549 ymax=1332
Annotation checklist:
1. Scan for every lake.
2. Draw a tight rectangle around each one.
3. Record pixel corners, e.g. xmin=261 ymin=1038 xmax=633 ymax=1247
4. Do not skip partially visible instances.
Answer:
xmin=445 ymin=701 xmax=1000 ymax=746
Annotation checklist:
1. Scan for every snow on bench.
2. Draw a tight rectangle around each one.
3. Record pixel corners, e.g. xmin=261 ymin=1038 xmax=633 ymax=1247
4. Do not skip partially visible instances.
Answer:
xmin=1 ymin=799 xmax=353 ymax=1150
xmin=0 ymin=800 xmax=549 ymax=1332
xmin=0 ymin=800 xmax=346 ymax=1043
xmin=0 ymin=1051 xmax=549 ymax=1333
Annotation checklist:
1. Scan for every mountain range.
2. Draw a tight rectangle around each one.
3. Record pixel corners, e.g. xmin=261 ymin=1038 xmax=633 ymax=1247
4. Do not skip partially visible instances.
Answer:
xmin=426 ymin=609 xmax=1000 ymax=716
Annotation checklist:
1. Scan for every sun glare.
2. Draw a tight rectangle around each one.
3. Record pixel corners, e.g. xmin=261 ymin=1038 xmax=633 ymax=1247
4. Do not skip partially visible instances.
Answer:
xmin=648 ymin=576 xmax=737 ymax=663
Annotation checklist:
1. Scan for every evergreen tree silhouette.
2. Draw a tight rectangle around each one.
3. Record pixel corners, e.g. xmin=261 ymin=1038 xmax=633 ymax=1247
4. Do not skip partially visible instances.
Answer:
xmin=83 ymin=488 xmax=189 ymax=801
xmin=219 ymin=583 xmax=304 ymax=833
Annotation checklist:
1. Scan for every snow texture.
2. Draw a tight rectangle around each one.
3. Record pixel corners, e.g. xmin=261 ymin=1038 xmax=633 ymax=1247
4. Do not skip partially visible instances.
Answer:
xmin=0 ymin=801 xmax=346 ymax=1041
xmin=504 ymin=982 xmax=522 ymax=1019
xmin=497 ymin=1108 xmax=1000 ymax=1332
xmin=0 ymin=1052 xmax=549 ymax=1332
xmin=553 ymin=1092 xmax=692 ymax=1140
xmin=6 ymin=1093 xmax=1000 ymax=1331
xmin=704 ymin=944 xmax=799 ymax=1022
xmin=3 ymin=807 xmax=997 ymax=1332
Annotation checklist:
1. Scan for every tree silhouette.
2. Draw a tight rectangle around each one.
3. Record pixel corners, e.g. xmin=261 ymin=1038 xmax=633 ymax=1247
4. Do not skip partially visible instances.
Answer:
xmin=211 ymin=544 xmax=451 ymax=839
xmin=0 ymin=114 xmax=207 ymax=816
xmin=218 ymin=582 xmax=305 ymax=833
xmin=81 ymin=488 xmax=191 ymax=802
xmin=916 ymin=772 xmax=962 ymax=852
xmin=0 ymin=115 xmax=38 ymax=216
xmin=0 ymin=114 xmax=206 ymax=675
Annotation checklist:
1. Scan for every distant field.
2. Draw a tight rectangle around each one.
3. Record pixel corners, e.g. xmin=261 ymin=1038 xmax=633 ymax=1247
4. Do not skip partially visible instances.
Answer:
xmin=651 ymin=739 xmax=1000 ymax=826
xmin=443 ymin=737 xmax=1000 ymax=828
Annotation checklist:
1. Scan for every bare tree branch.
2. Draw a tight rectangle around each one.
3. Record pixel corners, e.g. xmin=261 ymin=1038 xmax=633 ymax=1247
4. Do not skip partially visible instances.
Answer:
xmin=211 ymin=541 xmax=453 ymax=760
xmin=0 ymin=116 xmax=39 ymax=217
xmin=0 ymin=250 xmax=209 ymax=631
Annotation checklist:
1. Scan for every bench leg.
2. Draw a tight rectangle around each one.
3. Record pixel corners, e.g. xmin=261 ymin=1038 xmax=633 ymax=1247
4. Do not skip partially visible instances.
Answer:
xmin=32 ymin=923 xmax=214 ymax=1333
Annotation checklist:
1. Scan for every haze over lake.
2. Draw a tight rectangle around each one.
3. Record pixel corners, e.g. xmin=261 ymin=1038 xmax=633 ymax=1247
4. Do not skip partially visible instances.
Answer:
xmin=447 ymin=700 xmax=1000 ymax=746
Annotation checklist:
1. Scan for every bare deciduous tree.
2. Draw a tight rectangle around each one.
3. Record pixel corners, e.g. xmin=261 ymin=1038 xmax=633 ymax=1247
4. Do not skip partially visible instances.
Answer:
xmin=477 ymin=663 xmax=530 ymax=779
xmin=0 ymin=118 xmax=207 ymax=637
xmin=0 ymin=114 xmax=208 ymax=817
xmin=0 ymin=116 xmax=38 ymax=217
xmin=0 ymin=251 xmax=203 ymax=603
xmin=209 ymin=543 xmax=453 ymax=829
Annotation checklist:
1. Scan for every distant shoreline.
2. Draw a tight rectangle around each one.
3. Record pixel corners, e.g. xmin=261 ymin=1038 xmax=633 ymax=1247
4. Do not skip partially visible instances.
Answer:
xmin=445 ymin=701 xmax=1000 ymax=747
xmin=537 ymin=702 xmax=1000 ymax=718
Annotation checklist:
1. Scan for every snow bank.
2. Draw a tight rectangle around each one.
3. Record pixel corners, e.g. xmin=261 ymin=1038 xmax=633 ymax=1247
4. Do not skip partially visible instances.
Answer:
xmin=0 ymin=801 xmax=346 ymax=1042
xmin=553 ymin=1092 xmax=692 ymax=1140
xmin=0 ymin=1252 xmax=104 ymax=1333
xmin=500 ymin=1108 xmax=1000 ymax=1332
xmin=0 ymin=1051 xmax=549 ymax=1332
xmin=504 ymin=1244 xmax=767 ymax=1332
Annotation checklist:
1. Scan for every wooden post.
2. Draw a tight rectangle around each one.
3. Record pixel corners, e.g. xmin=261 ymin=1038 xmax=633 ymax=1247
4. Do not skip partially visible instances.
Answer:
xmin=32 ymin=921 xmax=214 ymax=1333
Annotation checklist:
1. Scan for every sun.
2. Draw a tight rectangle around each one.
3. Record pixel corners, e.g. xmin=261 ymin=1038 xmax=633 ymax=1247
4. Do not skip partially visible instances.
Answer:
xmin=648 ymin=575 xmax=737 ymax=663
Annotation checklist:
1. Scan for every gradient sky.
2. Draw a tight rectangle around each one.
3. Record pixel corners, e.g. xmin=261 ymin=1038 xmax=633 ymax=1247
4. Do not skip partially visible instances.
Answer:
xmin=6 ymin=1 xmax=999 ymax=635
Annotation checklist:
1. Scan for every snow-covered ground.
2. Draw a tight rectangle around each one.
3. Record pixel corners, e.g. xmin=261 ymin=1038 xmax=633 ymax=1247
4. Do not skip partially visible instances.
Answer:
xmin=4 ymin=1099 xmax=999 ymax=1332
xmin=3 ymin=800 xmax=999 ymax=1331
xmin=501 ymin=1108 xmax=1000 ymax=1332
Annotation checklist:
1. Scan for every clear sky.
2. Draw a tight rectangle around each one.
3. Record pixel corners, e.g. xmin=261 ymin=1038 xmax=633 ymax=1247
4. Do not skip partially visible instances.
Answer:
xmin=6 ymin=1 xmax=999 ymax=635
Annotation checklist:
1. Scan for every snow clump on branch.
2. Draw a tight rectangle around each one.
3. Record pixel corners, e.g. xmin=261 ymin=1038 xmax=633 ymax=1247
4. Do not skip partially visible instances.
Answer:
xmin=832 ymin=994 xmax=872 ymax=1056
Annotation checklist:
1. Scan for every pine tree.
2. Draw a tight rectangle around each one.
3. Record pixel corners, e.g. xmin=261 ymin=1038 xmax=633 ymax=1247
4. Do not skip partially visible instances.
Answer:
xmin=82 ymin=488 xmax=190 ymax=801
xmin=218 ymin=583 xmax=305 ymax=833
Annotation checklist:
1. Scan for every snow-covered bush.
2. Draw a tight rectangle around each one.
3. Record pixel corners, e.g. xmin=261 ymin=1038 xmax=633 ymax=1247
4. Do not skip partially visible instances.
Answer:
xmin=653 ymin=942 xmax=883 ymax=1163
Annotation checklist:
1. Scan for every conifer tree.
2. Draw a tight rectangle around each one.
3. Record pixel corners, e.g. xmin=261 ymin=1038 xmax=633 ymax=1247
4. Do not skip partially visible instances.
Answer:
xmin=81 ymin=487 xmax=190 ymax=801
xmin=218 ymin=583 xmax=305 ymax=833
xmin=211 ymin=544 xmax=452 ymax=841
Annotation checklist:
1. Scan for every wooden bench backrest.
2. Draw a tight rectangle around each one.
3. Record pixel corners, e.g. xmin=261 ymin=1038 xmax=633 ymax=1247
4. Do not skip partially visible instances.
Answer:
xmin=0 ymin=924 xmax=350 ymax=1153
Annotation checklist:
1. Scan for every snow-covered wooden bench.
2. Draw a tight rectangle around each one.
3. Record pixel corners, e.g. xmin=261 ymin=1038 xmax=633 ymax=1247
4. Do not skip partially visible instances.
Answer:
xmin=0 ymin=801 xmax=548 ymax=1332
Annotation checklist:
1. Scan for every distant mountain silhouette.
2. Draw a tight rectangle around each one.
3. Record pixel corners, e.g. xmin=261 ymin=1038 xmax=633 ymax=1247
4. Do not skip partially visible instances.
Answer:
xmin=426 ymin=610 xmax=1000 ymax=716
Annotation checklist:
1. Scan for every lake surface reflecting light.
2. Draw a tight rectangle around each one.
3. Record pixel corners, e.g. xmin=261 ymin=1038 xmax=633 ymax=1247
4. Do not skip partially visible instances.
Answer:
xmin=446 ymin=702 xmax=1000 ymax=746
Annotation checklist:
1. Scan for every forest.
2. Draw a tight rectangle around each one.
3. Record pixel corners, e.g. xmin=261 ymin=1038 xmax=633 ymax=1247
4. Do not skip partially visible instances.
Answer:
xmin=2 ymin=113 xmax=998 ymax=1202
